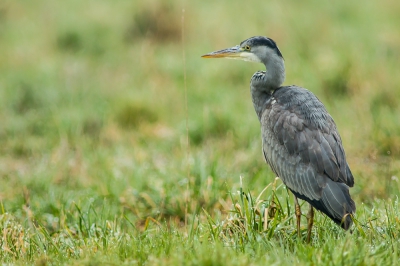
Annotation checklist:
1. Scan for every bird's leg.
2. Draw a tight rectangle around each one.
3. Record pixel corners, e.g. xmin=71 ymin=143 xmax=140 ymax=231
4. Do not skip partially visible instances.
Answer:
xmin=294 ymin=196 xmax=301 ymax=238
xmin=306 ymin=204 xmax=314 ymax=243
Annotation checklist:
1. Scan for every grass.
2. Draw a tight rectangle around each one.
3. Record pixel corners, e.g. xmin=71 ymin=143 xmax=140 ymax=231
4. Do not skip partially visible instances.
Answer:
xmin=0 ymin=0 xmax=400 ymax=264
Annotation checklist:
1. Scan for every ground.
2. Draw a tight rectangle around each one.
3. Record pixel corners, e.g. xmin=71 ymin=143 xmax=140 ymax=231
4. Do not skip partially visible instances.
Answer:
xmin=0 ymin=0 xmax=399 ymax=265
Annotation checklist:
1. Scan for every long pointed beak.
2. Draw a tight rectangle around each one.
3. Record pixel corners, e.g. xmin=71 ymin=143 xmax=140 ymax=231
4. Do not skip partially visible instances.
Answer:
xmin=201 ymin=45 xmax=242 ymax=59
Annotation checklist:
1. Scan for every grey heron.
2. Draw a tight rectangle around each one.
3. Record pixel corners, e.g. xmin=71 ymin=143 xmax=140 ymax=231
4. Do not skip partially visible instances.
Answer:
xmin=202 ymin=36 xmax=356 ymax=242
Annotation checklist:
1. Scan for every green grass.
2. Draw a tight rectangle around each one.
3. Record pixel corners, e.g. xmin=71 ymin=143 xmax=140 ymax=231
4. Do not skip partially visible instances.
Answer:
xmin=1 ymin=0 xmax=400 ymax=264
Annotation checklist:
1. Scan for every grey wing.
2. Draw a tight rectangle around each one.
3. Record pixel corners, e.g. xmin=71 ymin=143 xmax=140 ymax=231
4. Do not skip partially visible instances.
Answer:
xmin=261 ymin=87 xmax=354 ymax=200
xmin=262 ymin=106 xmax=325 ymax=201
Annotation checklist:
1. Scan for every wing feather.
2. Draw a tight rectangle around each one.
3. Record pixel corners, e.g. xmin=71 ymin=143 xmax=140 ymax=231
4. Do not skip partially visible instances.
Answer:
xmin=262 ymin=86 xmax=354 ymax=201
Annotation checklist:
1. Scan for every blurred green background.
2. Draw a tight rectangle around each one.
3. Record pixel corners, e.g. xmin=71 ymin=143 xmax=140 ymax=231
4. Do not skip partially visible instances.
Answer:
xmin=0 ymin=0 xmax=400 ymax=263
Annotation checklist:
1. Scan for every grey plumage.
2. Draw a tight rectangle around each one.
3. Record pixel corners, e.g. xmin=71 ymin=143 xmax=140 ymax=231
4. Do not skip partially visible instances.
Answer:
xmin=202 ymin=36 xmax=356 ymax=233
xmin=259 ymin=85 xmax=355 ymax=229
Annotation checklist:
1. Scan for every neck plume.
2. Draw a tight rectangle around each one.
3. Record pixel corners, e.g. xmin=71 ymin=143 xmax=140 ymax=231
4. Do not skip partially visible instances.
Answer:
xmin=250 ymin=54 xmax=285 ymax=120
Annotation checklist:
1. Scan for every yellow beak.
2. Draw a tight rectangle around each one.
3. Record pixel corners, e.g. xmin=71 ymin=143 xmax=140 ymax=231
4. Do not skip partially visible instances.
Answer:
xmin=201 ymin=45 xmax=242 ymax=59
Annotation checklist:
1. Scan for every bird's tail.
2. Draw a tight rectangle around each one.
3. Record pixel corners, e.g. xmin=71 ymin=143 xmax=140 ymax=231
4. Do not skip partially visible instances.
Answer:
xmin=320 ymin=179 xmax=356 ymax=230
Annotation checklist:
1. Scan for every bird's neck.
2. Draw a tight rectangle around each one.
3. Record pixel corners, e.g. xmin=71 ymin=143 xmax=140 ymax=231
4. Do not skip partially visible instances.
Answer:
xmin=264 ymin=56 xmax=285 ymax=89
xmin=250 ymin=57 xmax=285 ymax=120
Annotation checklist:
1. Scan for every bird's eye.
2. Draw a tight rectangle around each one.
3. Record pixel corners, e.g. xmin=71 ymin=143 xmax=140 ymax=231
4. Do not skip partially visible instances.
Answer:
xmin=244 ymin=45 xmax=251 ymax=51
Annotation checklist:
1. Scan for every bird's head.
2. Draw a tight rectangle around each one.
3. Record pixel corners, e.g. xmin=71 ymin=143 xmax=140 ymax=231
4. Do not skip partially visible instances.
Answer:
xmin=201 ymin=36 xmax=283 ymax=64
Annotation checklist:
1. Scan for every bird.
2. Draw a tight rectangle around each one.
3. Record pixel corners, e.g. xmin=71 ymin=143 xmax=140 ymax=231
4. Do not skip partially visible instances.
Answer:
xmin=201 ymin=36 xmax=356 ymax=242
